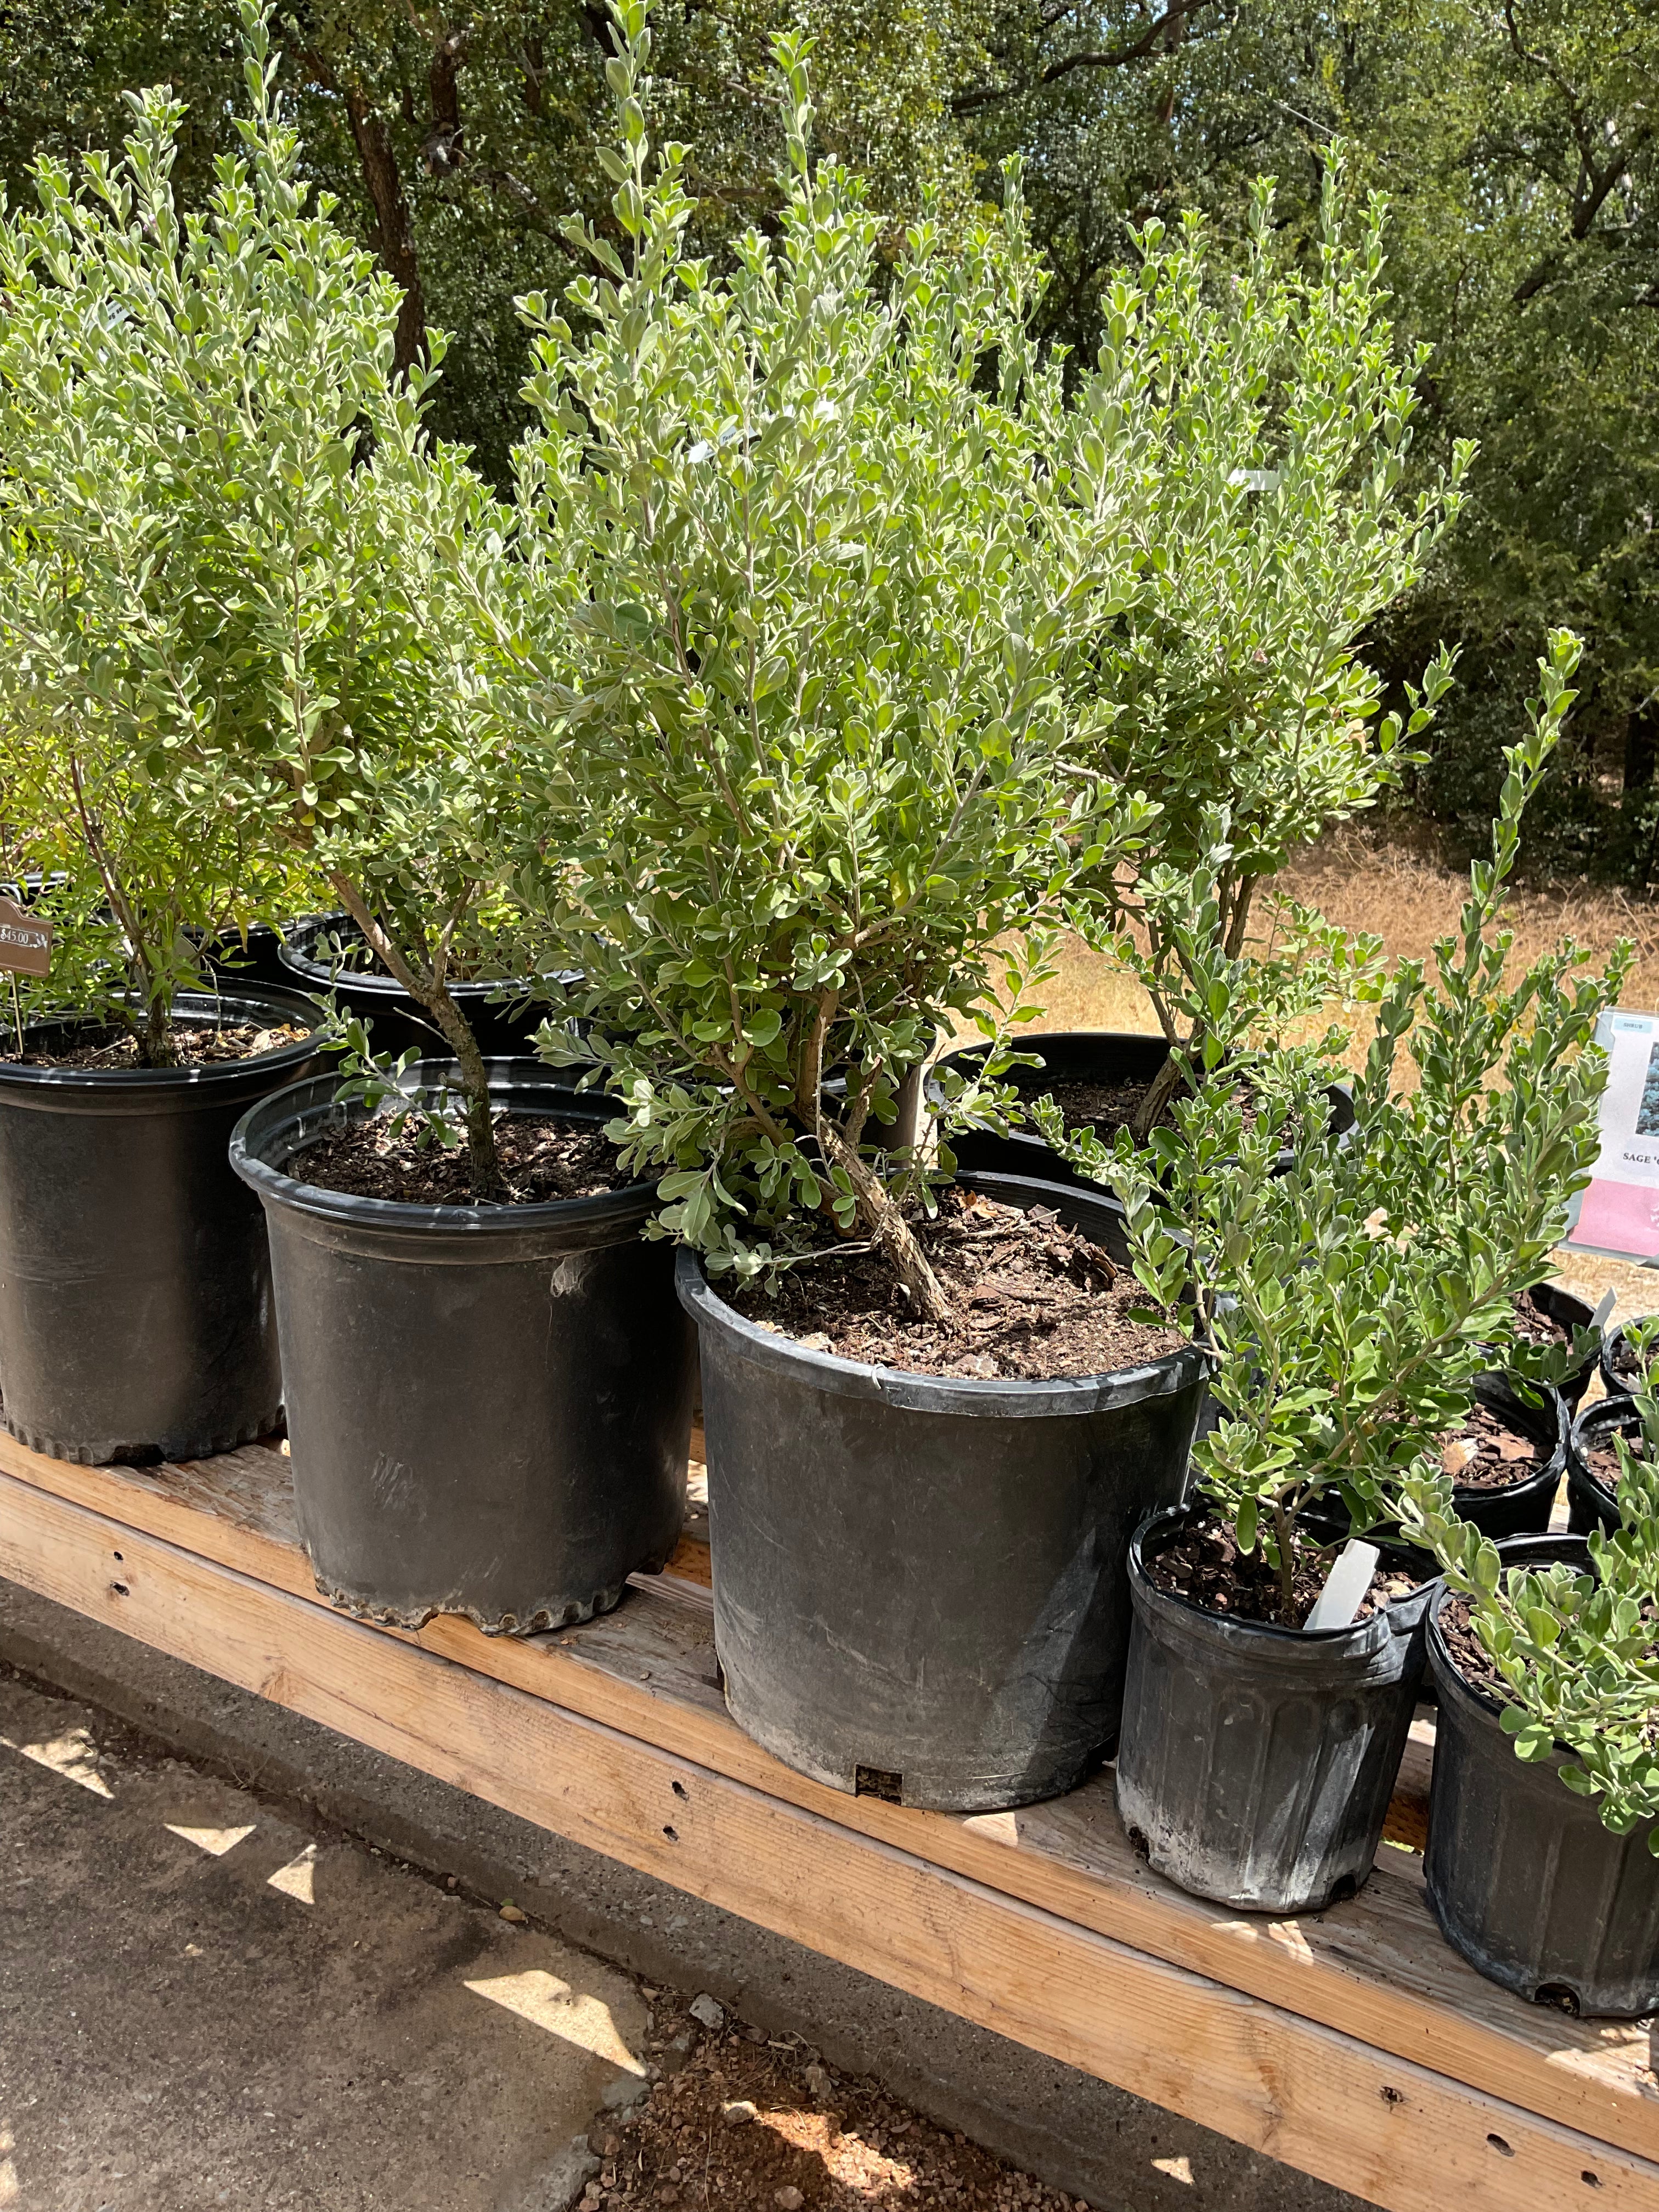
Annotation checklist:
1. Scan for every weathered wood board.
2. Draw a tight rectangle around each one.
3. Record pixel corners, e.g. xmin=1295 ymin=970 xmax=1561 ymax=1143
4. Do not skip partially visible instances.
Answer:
xmin=1 ymin=1429 xmax=1654 ymax=2212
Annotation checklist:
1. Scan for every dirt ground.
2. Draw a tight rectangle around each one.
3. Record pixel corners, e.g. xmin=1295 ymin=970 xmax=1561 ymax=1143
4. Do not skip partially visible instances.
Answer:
xmin=601 ymin=1993 xmax=1091 ymax=2212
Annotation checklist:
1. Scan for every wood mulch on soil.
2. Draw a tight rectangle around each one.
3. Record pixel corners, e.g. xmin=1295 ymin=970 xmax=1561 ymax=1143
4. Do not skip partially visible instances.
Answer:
xmin=292 ymin=1111 xmax=629 ymax=1205
xmin=1438 ymin=1595 xmax=1516 ymax=1706
xmin=1509 ymin=1293 xmax=1578 ymax=1350
xmin=1438 ymin=1402 xmax=1543 ymax=1492
xmin=1 ymin=1018 xmax=307 ymax=1070
xmin=597 ymin=1992 xmax=1092 ymax=2212
xmin=1581 ymin=1427 xmax=1646 ymax=1496
xmin=1146 ymin=1511 xmax=1423 ymax=1630
xmin=729 ymin=1188 xmax=1186 ymax=1382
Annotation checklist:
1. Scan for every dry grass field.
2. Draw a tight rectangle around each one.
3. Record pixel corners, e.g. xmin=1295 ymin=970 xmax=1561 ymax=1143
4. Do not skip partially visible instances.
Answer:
xmin=1016 ymin=823 xmax=1659 ymax=1314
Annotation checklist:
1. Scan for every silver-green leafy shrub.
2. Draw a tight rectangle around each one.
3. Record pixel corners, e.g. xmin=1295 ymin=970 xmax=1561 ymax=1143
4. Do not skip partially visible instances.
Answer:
xmin=501 ymin=5 xmax=1158 ymax=1314
xmin=1403 ymin=1404 xmax=1659 ymax=1853
xmin=0 ymin=7 xmax=522 ymax=1196
xmin=1057 ymin=633 xmax=1627 ymax=1623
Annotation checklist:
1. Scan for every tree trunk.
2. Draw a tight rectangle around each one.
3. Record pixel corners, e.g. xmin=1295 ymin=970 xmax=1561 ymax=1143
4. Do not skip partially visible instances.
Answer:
xmin=819 ymin=1121 xmax=952 ymax=1323
xmin=325 ymin=877 xmax=503 ymax=1199
xmin=343 ymin=88 xmax=426 ymax=378
xmin=1129 ymin=1041 xmax=1189 ymax=1142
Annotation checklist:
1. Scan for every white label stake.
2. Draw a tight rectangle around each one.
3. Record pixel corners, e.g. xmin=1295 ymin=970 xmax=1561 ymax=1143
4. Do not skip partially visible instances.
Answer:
xmin=1305 ymin=1539 xmax=1380 ymax=1632
xmin=1593 ymin=1287 xmax=1618 ymax=1331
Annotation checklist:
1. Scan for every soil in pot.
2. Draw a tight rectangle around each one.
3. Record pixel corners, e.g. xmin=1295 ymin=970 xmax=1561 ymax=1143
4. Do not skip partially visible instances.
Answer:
xmin=2 ymin=1015 xmax=309 ymax=1071
xmin=685 ymin=1172 xmax=1210 ymax=1812
xmin=296 ymin=1112 xmax=628 ymax=1205
xmin=1600 ymin=1319 xmax=1656 ymax=1398
xmin=727 ymin=1187 xmax=1183 ymax=1381
xmin=1144 ymin=1507 xmax=1424 ymax=1628
xmin=1425 ymin=1542 xmax=1659 ymax=2017
xmin=1436 ymin=1400 xmax=1546 ymax=1489
xmin=232 ymin=1067 xmax=693 ymax=1636
xmin=1114 ymin=1504 xmax=1431 ymax=1912
xmin=0 ymin=984 xmax=324 ymax=1463
xmin=1499 ymin=1284 xmax=1597 ymax=1406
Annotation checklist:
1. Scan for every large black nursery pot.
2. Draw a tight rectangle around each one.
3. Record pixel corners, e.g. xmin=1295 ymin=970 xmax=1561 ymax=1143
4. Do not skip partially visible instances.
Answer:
xmin=0 ymin=983 xmax=324 ymax=1463
xmin=278 ymin=913 xmax=575 ymax=1060
xmin=677 ymin=1172 xmax=1211 ymax=1813
xmin=1566 ymin=1397 xmax=1635 ymax=1536
xmin=230 ymin=1064 xmax=692 ymax=1634
xmin=1114 ymin=1503 xmax=1430 ymax=1914
xmin=936 ymin=1031 xmax=1355 ymax=1192
xmin=1425 ymin=1537 xmax=1659 ymax=2018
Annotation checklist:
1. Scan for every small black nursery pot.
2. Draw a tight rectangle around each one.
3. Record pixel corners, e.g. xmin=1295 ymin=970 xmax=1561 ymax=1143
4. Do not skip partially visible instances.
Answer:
xmin=1566 ymin=1397 xmax=1639 ymax=1537
xmin=1502 ymin=1284 xmax=1597 ymax=1409
xmin=278 ymin=913 xmax=578 ymax=1061
xmin=1598 ymin=1319 xmax=1655 ymax=1403
xmin=936 ymin=1031 xmax=1354 ymax=1192
xmin=1113 ymin=1504 xmax=1430 ymax=1914
xmin=230 ymin=1064 xmax=693 ymax=1634
xmin=679 ymin=1173 xmax=1210 ymax=1814
xmin=1425 ymin=1537 xmax=1659 ymax=2018
xmin=0 ymin=983 xmax=324 ymax=1463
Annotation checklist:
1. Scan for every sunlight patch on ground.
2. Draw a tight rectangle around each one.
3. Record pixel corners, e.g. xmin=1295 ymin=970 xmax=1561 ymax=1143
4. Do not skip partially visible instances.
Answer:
xmin=165 ymin=1822 xmax=256 ymax=1857
xmin=1 ymin=1728 xmax=113 ymax=1798
xmin=267 ymin=1844 xmax=317 ymax=1903
xmin=464 ymin=1971 xmax=645 ymax=2075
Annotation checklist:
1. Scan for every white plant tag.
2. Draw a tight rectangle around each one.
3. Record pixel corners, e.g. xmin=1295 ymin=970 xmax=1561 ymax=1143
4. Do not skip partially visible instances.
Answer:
xmin=1305 ymin=1539 xmax=1380 ymax=1632
xmin=1593 ymin=1288 xmax=1618 ymax=1331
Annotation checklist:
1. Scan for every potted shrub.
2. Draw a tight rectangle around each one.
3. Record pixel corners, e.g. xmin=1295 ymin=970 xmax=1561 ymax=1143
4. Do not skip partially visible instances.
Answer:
xmin=946 ymin=163 xmax=1471 ymax=1172
xmin=499 ymin=10 xmax=1209 ymax=1809
xmin=1103 ymin=640 xmax=1626 ymax=1911
xmin=0 ymin=72 xmax=330 ymax=1462
xmin=1402 ymin=1417 xmax=1659 ymax=2017
xmin=178 ymin=12 xmax=692 ymax=1632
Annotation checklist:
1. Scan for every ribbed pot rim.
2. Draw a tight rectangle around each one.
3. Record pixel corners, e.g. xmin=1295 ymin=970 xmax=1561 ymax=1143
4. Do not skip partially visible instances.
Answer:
xmin=1128 ymin=1500 xmax=1431 ymax=1653
xmin=229 ymin=1061 xmax=654 ymax=1239
xmin=277 ymin=915 xmax=577 ymax=1002
xmin=677 ymin=1170 xmax=1209 ymax=1418
xmin=0 ymin=981 xmax=325 ymax=1097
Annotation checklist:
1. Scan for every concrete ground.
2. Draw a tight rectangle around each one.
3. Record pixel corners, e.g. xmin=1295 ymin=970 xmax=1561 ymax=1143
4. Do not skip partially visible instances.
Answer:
xmin=0 ymin=1578 xmax=1364 ymax=2212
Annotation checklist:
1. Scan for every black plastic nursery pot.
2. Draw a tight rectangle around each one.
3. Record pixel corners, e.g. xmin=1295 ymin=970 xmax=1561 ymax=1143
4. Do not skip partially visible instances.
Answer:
xmin=676 ymin=1172 xmax=1212 ymax=1814
xmin=230 ymin=1065 xmax=693 ymax=1634
xmin=1598 ymin=1319 xmax=1652 ymax=1402
xmin=1306 ymin=1373 xmax=1567 ymax=1566
xmin=200 ymin=919 xmax=312 ymax=992
xmin=278 ymin=913 xmax=574 ymax=1060
xmin=1425 ymin=1537 xmax=1659 ymax=2018
xmin=1566 ymin=1397 xmax=1636 ymax=1537
xmin=1113 ymin=1504 xmax=1430 ymax=1914
xmin=936 ymin=1031 xmax=1355 ymax=1192
xmin=0 ymin=983 xmax=324 ymax=1464
xmin=1506 ymin=1283 xmax=1597 ymax=1408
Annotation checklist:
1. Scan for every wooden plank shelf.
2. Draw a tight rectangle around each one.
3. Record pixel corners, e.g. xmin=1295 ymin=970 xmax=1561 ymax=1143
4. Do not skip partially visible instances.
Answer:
xmin=2 ymin=1429 xmax=1655 ymax=2212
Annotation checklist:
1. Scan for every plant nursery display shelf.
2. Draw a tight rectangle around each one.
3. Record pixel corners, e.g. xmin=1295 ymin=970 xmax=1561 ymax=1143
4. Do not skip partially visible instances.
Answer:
xmin=2 ymin=1432 xmax=1656 ymax=2212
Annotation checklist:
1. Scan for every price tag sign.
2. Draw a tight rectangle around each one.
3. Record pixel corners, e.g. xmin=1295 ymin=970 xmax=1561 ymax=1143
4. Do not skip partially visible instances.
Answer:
xmin=1565 ymin=1011 xmax=1659 ymax=1264
xmin=0 ymin=894 xmax=51 ymax=978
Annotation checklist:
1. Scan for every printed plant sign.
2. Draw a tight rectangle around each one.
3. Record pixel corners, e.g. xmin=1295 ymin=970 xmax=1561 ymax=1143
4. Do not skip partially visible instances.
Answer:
xmin=0 ymin=895 xmax=52 ymax=978
xmin=1564 ymin=1012 xmax=1659 ymax=1263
